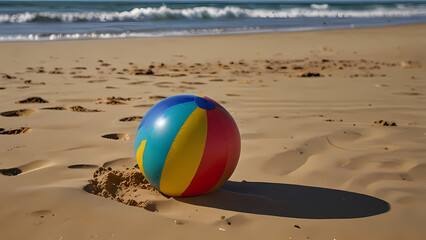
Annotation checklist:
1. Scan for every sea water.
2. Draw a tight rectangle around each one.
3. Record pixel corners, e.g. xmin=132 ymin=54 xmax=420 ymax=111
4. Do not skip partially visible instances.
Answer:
xmin=0 ymin=0 xmax=425 ymax=41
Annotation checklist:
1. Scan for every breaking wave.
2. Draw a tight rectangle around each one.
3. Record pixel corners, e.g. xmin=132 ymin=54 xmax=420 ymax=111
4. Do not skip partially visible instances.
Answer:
xmin=2 ymin=5 xmax=426 ymax=23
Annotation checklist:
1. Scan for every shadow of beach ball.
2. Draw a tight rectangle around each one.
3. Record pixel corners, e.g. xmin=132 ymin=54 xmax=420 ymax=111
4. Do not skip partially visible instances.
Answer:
xmin=134 ymin=95 xmax=241 ymax=197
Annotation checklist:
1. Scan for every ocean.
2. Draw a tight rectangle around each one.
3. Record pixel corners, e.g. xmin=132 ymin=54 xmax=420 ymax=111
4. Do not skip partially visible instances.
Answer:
xmin=1 ymin=0 xmax=425 ymax=41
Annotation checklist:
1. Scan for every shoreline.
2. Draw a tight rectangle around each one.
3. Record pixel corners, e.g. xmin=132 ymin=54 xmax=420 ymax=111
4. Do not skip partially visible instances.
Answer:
xmin=1 ymin=21 xmax=425 ymax=43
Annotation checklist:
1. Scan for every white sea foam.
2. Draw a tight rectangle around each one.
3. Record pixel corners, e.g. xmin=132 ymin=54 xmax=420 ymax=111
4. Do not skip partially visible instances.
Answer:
xmin=0 ymin=29 xmax=230 ymax=42
xmin=311 ymin=4 xmax=329 ymax=10
xmin=1 ymin=6 xmax=426 ymax=23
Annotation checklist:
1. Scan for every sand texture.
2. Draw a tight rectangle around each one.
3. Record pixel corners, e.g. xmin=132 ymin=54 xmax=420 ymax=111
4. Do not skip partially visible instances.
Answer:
xmin=0 ymin=24 xmax=426 ymax=239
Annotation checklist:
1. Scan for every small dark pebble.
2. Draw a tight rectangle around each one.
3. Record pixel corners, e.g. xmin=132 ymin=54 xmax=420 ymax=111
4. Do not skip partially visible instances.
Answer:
xmin=294 ymin=225 xmax=301 ymax=229
xmin=68 ymin=164 xmax=97 ymax=169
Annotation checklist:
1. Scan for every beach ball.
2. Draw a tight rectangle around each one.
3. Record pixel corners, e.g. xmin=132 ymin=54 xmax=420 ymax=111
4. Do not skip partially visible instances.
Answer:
xmin=134 ymin=95 xmax=240 ymax=197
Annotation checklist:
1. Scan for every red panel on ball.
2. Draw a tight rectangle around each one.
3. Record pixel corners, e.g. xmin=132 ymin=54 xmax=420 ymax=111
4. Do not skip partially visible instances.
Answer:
xmin=181 ymin=108 xmax=229 ymax=196
xmin=206 ymin=97 xmax=241 ymax=193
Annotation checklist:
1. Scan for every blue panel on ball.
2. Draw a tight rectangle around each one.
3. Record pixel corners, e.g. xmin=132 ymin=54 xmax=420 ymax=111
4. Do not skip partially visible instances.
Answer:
xmin=137 ymin=95 xmax=196 ymax=131
xmin=141 ymin=101 xmax=198 ymax=189
xmin=195 ymin=96 xmax=215 ymax=110
xmin=134 ymin=95 xmax=196 ymax=155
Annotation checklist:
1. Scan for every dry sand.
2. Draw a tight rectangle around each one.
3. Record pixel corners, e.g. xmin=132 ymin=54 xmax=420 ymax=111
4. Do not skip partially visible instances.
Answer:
xmin=0 ymin=24 xmax=425 ymax=239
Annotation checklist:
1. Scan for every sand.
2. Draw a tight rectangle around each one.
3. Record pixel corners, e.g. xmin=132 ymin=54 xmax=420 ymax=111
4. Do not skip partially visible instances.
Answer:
xmin=0 ymin=23 xmax=425 ymax=239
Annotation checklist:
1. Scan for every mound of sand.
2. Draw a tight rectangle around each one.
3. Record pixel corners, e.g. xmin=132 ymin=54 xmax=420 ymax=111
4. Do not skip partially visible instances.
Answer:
xmin=83 ymin=167 xmax=166 ymax=209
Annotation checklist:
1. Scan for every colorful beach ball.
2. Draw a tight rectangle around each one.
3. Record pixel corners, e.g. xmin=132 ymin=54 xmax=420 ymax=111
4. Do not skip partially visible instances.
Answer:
xmin=134 ymin=95 xmax=241 ymax=197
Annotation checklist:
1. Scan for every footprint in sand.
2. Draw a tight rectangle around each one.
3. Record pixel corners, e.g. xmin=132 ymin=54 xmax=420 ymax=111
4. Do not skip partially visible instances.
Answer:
xmin=375 ymin=83 xmax=389 ymax=88
xmin=15 ymin=97 xmax=48 ymax=104
xmin=101 ymin=133 xmax=129 ymax=140
xmin=100 ymin=63 xmax=111 ymax=67
xmin=70 ymin=106 xmax=102 ymax=112
xmin=170 ymin=73 xmax=187 ymax=77
xmin=392 ymin=92 xmax=422 ymax=96
xmin=176 ymin=85 xmax=195 ymax=90
xmin=129 ymin=81 xmax=151 ymax=85
xmin=149 ymin=96 xmax=167 ymax=100
xmin=134 ymin=104 xmax=155 ymax=108
xmin=1 ymin=109 xmax=38 ymax=117
xmin=0 ymin=127 xmax=31 ymax=135
xmin=41 ymin=106 xmax=68 ymax=111
xmin=87 ymin=79 xmax=107 ymax=83
xmin=119 ymin=116 xmax=143 ymax=122
xmin=155 ymin=73 xmax=170 ymax=77
xmin=0 ymin=159 xmax=51 ymax=176
xmin=154 ymin=82 xmax=174 ymax=88
xmin=340 ymin=153 xmax=410 ymax=171
xmin=181 ymin=81 xmax=206 ymax=85
xmin=262 ymin=135 xmax=347 ymax=176
xmin=263 ymin=149 xmax=309 ymax=176
xmin=209 ymin=79 xmax=224 ymax=82
xmin=72 ymin=75 xmax=91 ymax=79
xmin=68 ymin=164 xmax=98 ymax=169
xmin=30 ymin=210 xmax=54 ymax=218
xmin=103 ymin=157 xmax=135 ymax=169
